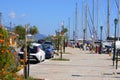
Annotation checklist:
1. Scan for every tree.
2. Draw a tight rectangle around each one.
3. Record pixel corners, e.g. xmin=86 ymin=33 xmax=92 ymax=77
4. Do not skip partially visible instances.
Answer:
xmin=29 ymin=26 xmax=38 ymax=41
xmin=29 ymin=26 xmax=38 ymax=35
xmin=55 ymin=25 xmax=68 ymax=59
xmin=0 ymin=26 xmax=22 ymax=79
xmin=60 ymin=26 xmax=68 ymax=59
xmin=61 ymin=25 xmax=68 ymax=34
xmin=61 ymin=27 xmax=68 ymax=53
xmin=13 ymin=25 xmax=25 ymax=40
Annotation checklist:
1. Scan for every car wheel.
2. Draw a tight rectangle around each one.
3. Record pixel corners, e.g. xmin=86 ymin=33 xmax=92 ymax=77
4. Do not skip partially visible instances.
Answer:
xmin=52 ymin=54 xmax=54 ymax=58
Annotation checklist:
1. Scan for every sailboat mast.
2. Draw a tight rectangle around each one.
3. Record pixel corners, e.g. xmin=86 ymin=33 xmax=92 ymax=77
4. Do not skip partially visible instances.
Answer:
xmin=82 ymin=0 xmax=84 ymax=40
xmin=92 ymin=0 xmax=94 ymax=41
xmin=107 ymin=0 xmax=110 ymax=39
xmin=97 ymin=0 xmax=99 ymax=40
xmin=118 ymin=0 xmax=120 ymax=40
xmin=85 ymin=1 xmax=87 ymax=41
xmin=75 ymin=2 xmax=78 ymax=41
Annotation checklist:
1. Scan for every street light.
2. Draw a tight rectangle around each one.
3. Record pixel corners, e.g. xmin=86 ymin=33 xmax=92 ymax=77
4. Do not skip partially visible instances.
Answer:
xmin=83 ymin=29 xmax=86 ymax=44
xmin=99 ymin=26 xmax=103 ymax=54
xmin=113 ymin=18 xmax=118 ymax=66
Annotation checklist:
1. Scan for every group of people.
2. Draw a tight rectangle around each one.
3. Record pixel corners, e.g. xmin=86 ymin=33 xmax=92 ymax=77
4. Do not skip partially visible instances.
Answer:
xmin=76 ymin=42 xmax=94 ymax=51
xmin=75 ymin=41 xmax=112 ymax=54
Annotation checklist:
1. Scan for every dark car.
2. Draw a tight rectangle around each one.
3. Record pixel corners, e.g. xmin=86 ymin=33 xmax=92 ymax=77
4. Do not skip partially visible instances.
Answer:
xmin=43 ymin=41 xmax=53 ymax=45
xmin=42 ymin=44 xmax=54 ymax=59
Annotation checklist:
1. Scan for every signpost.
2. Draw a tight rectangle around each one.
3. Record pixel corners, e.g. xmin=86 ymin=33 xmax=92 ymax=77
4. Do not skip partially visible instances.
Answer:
xmin=24 ymin=24 xmax=28 ymax=79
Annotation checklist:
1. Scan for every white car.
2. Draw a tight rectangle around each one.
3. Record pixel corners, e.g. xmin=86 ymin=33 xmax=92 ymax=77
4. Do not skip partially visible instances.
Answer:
xmin=18 ymin=43 xmax=45 ymax=62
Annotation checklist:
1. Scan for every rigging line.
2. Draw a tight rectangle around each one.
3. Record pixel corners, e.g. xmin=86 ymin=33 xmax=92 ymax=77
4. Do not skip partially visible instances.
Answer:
xmin=88 ymin=7 xmax=98 ymax=40
xmin=115 ymin=0 xmax=118 ymax=9
xmin=88 ymin=7 xmax=96 ymax=34
xmin=88 ymin=7 xmax=94 ymax=30
xmin=88 ymin=21 xmax=92 ymax=35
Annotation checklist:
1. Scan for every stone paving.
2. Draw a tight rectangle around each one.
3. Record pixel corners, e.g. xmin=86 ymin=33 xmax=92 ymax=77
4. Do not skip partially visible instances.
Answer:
xmin=18 ymin=47 xmax=120 ymax=80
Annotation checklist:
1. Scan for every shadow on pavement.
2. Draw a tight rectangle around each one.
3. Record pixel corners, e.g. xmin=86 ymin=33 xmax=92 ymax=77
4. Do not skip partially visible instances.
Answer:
xmin=28 ymin=61 xmax=38 ymax=64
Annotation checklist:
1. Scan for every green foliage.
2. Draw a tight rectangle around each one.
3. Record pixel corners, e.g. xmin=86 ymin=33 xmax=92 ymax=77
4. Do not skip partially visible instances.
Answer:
xmin=61 ymin=26 xmax=68 ymax=34
xmin=54 ymin=26 xmax=68 ymax=59
xmin=14 ymin=25 xmax=25 ymax=40
xmin=29 ymin=26 xmax=38 ymax=35
xmin=0 ymin=27 xmax=21 ymax=79
xmin=29 ymin=25 xmax=38 ymax=41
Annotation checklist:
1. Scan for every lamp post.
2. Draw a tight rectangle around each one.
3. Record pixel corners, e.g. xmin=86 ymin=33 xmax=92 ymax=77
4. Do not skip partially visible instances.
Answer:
xmin=99 ymin=26 xmax=103 ymax=54
xmin=83 ymin=29 xmax=86 ymax=44
xmin=113 ymin=18 xmax=118 ymax=66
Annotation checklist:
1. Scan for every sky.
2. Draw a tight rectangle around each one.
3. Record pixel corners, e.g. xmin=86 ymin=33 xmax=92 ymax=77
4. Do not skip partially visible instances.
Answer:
xmin=0 ymin=0 xmax=119 ymax=40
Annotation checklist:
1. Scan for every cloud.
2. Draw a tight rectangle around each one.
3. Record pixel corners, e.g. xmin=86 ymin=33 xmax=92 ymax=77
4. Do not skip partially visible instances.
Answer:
xmin=8 ymin=11 xmax=26 ymax=19
xmin=9 ymin=11 xmax=16 ymax=19
xmin=20 ymin=14 xmax=26 ymax=18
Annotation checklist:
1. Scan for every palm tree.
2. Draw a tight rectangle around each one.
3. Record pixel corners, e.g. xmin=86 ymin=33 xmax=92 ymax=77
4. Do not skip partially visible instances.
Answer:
xmin=61 ymin=25 xmax=68 ymax=34
xmin=14 ymin=25 xmax=25 ymax=40
xmin=29 ymin=26 xmax=38 ymax=41
xmin=59 ymin=26 xmax=68 ymax=59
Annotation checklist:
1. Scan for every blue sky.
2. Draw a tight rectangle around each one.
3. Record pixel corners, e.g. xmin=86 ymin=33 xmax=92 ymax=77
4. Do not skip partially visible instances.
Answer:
xmin=0 ymin=0 xmax=118 ymax=40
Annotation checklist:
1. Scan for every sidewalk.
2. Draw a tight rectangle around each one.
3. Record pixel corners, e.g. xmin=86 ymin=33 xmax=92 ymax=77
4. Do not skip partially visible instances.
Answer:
xmin=18 ymin=47 xmax=120 ymax=80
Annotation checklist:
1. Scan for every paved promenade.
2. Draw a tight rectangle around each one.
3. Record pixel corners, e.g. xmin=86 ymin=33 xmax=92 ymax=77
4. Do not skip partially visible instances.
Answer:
xmin=18 ymin=47 xmax=120 ymax=80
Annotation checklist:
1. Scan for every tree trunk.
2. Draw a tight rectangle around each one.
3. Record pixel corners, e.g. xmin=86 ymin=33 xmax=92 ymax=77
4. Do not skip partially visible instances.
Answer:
xmin=63 ymin=37 xmax=65 ymax=53
xmin=60 ymin=44 xmax=62 ymax=59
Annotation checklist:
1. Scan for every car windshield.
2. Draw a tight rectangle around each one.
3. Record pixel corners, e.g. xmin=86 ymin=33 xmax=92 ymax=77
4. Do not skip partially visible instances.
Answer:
xmin=21 ymin=45 xmax=38 ymax=53
xmin=44 ymin=41 xmax=52 ymax=45
xmin=38 ymin=45 xmax=43 ymax=50
xmin=28 ymin=46 xmax=38 ymax=53
xmin=44 ymin=44 xmax=50 ymax=48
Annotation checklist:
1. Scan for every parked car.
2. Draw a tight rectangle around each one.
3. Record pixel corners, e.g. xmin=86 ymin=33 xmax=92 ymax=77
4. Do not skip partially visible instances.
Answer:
xmin=42 ymin=44 xmax=54 ymax=59
xmin=43 ymin=41 xmax=53 ymax=45
xmin=18 ymin=43 xmax=45 ymax=62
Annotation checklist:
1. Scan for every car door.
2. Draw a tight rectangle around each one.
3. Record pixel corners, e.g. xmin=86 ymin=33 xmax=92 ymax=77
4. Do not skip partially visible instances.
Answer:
xmin=38 ymin=45 xmax=45 ymax=61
